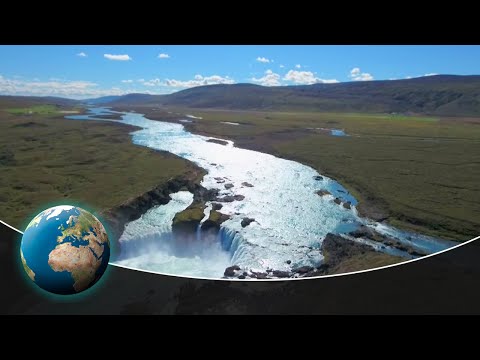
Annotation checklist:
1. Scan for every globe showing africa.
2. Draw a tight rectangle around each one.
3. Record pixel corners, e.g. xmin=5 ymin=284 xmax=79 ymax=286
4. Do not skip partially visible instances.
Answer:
xmin=20 ymin=205 xmax=110 ymax=295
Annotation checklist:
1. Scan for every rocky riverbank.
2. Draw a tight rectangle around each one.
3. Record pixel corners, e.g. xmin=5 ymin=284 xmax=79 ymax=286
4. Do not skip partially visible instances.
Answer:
xmin=349 ymin=225 xmax=427 ymax=256
xmin=101 ymin=167 xmax=208 ymax=257
xmin=222 ymin=233 xmax=405 ymax=279
xmin=101 ymin=164 xmax=234 ymax=259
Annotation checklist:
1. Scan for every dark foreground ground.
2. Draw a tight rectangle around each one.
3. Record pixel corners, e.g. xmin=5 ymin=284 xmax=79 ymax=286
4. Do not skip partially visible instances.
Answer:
xmin=2 ymin=222 xmax=480 ymax=314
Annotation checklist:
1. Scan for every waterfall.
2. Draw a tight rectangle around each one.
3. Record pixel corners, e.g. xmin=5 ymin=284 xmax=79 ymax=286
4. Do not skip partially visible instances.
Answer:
xmin=118 ymin=225 xmax=172 ymax=260
xmin=217 ymin=226 xmax=248 ymax=261
xmin=116 ymin=190 xmax=195 ymax=260
xmin=196 ymin=224 xmax=202 ymax=242
xmin=218 ymin=226 xmax=236 ymax=252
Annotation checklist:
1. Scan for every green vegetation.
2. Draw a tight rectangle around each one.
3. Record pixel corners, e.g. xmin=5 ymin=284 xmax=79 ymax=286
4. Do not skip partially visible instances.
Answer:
xmin=58 ymin=209 xmax=93 ymax=240
xmin=0 ymin=101 xmax=201 ymax=229
xmin=125 ymin=106 xmax=479 ymax=241
xmin=325 ymin=251 xmax=404 ymax=274
xmin=273 ymin=122 xmax=480 ymax=241
xmin=6 ymin=104 xmax=61 ymax=115
xmin=321 ymin=234 xmax=405 ymax=274
xmin=207 ymin=210 xmax=225 ymax=223
xmin=172 ymin=206 xmax=205 ymax=226
xmin=0 ymin=95 xmax=78 ymax=110
xmin=274 ymin=133 xmax=480 ymax=241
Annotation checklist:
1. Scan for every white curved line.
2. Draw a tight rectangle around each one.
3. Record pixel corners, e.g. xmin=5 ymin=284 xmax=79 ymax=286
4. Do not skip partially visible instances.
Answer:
xmin=110 ymin=234 xmax=480 ymax=281
xmin=5 ymin=218 xmax=478 ymax=282
xmin=0 ymin=219 xmax=24 ymax=234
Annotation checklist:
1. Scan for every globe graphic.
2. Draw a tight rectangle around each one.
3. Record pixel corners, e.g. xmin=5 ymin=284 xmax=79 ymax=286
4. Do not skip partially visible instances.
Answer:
xmin=20 ymin=205 xmax=110 ymax=295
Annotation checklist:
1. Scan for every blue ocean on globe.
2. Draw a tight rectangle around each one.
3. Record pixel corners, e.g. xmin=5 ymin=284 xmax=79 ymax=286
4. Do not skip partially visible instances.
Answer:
xmin=20 ymin=205 xmax=110 ymax=295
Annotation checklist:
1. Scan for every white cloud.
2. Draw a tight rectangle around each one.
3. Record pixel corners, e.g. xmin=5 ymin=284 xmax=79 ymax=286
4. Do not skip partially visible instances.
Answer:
xmin=251 ymin=69 xmax=281 ymax=86
xmin=77 ymin=52 xmax=87 ymax=57
xmin=131 ymin=75 xmax=235 ymax=89
xmin=158 ymin=53 xmax=170 ymax=59
xmin=164 ymin=74 xmax=235 ymax=88
xmin=283 ymin=70 xmax=338 ymax=85
xmin=349 ymin=67 xmax=373 ymax=81
xmin=406 ymin=76 xmax=412 ymax=79
xmin=256 ymin=57 xmax=271 ymax=63
xmin=423 ymin=73 xmax=438 ymax=77
xmin=295 ymin=64 xmax=301 ymax=69
xmin=350 ymin=68 xmax=360 ymax=76
xmin=104 ymin=54 xmax=132 ymax=61
xmin=121 ymin=79 xmax=133 ymax=83
xmin=142 ymin=78 xmax=162 ymax=87
xmin=279 ymin=64 xmax=285 ymax=68
xmin=0 ymin=75 xmax=129 ymax=99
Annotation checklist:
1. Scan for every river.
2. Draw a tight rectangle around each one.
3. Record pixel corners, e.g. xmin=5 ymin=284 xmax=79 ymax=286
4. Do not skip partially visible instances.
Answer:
xmin=67 ymin=108 xmax=456 ymax=278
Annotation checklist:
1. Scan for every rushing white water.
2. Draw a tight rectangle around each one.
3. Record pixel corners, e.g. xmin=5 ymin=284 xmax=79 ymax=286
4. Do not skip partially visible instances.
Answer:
xmin=67 ymin=108 xmax=456 ymax=278
xmin=115 ymin=191 xmax=231 ymax=277
xmin=186 ymin=114 xmax=203 ymax=119
xmin=117 ymin=191 xmax=194 ymax=259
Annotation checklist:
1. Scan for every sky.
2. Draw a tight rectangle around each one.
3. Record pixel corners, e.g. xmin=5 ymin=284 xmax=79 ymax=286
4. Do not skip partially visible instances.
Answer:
xmin=0 ymin=45 xmax=479 ymax=99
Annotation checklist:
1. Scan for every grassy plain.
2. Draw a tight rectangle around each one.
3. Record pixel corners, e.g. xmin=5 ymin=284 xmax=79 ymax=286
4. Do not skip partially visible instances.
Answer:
xmin=2 ymin=97 xmax=478 ymax=243
xmin=0 ymin=103 xmax=201 ymax=229
xmin=6 ymin=104 xmax=65 ymax=115
xmin=121 ymin=106 xmax=480 ymax=241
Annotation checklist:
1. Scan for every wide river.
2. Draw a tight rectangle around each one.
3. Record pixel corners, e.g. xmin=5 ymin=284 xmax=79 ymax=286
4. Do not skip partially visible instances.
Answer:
xmin=68 ymin=108 xmax=456 ymax=278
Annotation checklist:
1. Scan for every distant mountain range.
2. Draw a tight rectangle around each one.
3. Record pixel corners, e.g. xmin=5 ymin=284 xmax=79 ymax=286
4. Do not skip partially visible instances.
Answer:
xmin=2 ymin=75 xmax=480 ymax=116
xmin=82 ymin=95 xmax=123 ymax=105
xmin=100 ymin=75 xmax=480 ymax=116
xmin=0 ymin=95 xmax=78 ymax=108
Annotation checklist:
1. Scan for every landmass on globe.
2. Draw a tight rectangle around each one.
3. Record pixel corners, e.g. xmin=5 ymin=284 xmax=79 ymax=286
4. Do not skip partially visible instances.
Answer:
xmin=20 ymin=205 xmax=110 ymax=295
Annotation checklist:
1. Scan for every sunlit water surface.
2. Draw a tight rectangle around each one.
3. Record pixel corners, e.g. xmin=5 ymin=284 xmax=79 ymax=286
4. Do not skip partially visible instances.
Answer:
xmin=67 ymin=108 xmax=455 ymax=278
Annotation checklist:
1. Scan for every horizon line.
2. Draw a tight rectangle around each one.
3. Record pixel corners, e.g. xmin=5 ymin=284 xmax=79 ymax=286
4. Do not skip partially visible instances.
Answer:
xmin=0 ymin=73 xmax=477 ymax=100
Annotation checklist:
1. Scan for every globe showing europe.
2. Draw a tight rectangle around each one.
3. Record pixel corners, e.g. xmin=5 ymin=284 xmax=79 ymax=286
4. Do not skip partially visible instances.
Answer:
xmin=20 ymin=205 xmax=110 ymax=295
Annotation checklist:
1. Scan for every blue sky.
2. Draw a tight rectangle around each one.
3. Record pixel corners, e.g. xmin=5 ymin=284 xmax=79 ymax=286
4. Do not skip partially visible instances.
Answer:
xmin=0 ymin=45 xmax=479 ymax=99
